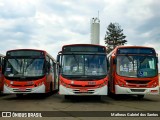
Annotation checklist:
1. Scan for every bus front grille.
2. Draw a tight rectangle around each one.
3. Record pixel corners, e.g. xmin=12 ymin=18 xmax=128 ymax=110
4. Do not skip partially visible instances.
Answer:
xmin=12 ymin=85 xmax=33 ymax=87
xmin=130 ymin=89 xmax=146 ymax=92
xmin=13 ymin=88 xmax=32 ymax=92
xmin=71 ymin=85 xmax=97 ymax=88
xmin=73 ymin=89 xmax=95 ymax=94
xmin=126 ymin=80 xmax=150 ymax=84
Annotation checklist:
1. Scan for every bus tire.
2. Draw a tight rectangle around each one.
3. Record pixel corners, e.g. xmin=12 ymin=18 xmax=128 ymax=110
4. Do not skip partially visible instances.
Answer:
xmin=50 ymin=83 xmax=53 ymax=93
xmin=137 ymin=95 xmax=144 ymax=99
xmin=96 ymin=96 xmax=101 ymax=100
xmin=16 ymin=94 xmax=23 ymax=98
xmin=64 ymin=95 xmax=70 ymax=99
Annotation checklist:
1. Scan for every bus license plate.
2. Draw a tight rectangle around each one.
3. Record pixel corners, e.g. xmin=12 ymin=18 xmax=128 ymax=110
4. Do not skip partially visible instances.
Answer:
xmin=80 ymin=89 xmax=87 ymax=92
xmin=19 ymin=88 xmax=26 ymax=91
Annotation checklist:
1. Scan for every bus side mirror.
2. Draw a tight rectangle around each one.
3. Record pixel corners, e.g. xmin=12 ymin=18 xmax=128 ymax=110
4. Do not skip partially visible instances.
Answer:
xmin=2 ymin=57 xmax=5 ymax=74
xmin=46 ymin=61 xmax=51 ymax=73
xmin=57 ymin=53 xmax=62 ymax=67
xmin=57 ymin=54 xmax=60 ymax=63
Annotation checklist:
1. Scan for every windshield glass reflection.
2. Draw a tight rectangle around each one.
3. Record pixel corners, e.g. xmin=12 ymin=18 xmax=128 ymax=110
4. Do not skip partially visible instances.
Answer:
xmin=4 ymin=58 xmax=45 ymax=77
xmin=116 ymin=55 xmax=157 ymax=78
xmin=62 ymin=55 xmax=107 ymax=76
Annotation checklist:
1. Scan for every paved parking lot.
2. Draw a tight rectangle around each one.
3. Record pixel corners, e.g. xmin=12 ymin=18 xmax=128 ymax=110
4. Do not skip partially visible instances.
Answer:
xmin=0 ymin=91 xmax=160 ymax=120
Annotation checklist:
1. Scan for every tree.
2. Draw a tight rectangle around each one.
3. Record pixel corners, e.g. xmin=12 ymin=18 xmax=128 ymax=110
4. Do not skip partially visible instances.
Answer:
xmin=104 ymin=23 xmax=127 ymax=53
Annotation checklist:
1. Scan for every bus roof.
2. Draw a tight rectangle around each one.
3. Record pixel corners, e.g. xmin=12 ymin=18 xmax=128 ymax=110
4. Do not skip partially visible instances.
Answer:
xmin=115 ymin=45 xmax=155 ymax=50
xmin=6 ymin=49 xmax=56 ymax=61
xmin=62 ymin=44 xmax=106 ymax=48
xmin=108 ymin=46 xmax=156 ymax=57
xmin=61 ymin=44 xmax=106 ymax=53
xmin=6 ymin=49 xmax=46 ymax=53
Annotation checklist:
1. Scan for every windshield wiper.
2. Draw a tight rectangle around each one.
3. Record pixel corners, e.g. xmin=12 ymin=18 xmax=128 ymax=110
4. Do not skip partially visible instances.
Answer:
xmin=72 ymin=53 xmax=79 ymax=66
xmin=125 ymin=55 xmax=133 ymax=62
xmin=139 ymin=56 xmax=148 ymax=63
xmin=24 ymin=58 xmax=35 ymax=72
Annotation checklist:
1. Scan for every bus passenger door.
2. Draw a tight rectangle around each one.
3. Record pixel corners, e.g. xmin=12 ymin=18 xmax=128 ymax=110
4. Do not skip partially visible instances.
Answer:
xmin=53 ymin=63 xmax=58 ymax=90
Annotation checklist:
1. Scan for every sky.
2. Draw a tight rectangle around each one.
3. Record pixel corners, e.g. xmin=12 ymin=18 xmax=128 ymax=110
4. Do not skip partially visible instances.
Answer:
xmin=0 ymin=0 xmax=160 ymax=67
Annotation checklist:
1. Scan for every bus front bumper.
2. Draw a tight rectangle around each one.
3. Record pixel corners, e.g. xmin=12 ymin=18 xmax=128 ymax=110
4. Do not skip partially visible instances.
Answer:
xmin=115 ymin=85 xmax=159 ymax=95
xmin=59 ymin=85 xmax=108 ymax=95
xmin=3 ymin=84 xmax=45 ymax=94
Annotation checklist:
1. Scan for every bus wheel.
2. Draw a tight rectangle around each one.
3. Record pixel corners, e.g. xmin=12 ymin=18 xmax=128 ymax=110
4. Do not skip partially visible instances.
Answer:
xmin=50 ymin=83 xmax=53 ymax=93
xmin=16 ymin=94 xmax=23 ymax=98
xmin=64 ymin=95 xmax=70 ymax=99
xmin=137 ymin=95 xmax=144 ymax=99
xmin=96 ymin=96 xmax=101 ymax=100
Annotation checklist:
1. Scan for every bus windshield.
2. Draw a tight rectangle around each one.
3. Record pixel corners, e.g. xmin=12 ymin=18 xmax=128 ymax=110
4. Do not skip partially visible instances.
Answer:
xmin=116 ymin=55 xmax=157 ymax=78
xmin=4 ymin=58 xmax=45 ymax=77
xmin=61 ymin=54 xmax=107 ymax=77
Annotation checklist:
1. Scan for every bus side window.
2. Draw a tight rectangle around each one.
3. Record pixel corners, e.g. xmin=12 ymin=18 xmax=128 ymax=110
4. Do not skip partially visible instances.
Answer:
xmin=46 ymin=56 xmax=50 ymax=73
xmin=50 ymin=60 xmax=54 ymax=73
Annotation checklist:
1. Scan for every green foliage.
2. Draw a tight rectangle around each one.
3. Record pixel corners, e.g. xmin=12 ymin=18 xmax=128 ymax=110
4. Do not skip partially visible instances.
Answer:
xmin=104 ymin=23 xmax=127 ymax=53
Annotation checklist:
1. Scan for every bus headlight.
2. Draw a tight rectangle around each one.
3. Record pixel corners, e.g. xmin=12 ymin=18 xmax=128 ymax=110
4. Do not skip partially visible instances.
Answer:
xmin=98 ymin=81 xmax=107 ymax=88
xmin=66 ymin=84 xmax=71 ymax=88
xmin=5 ymin=82 xmax=9 ymax=87
xmin=38 ymin=82 xmax=44 ymax=86
xmin=63 ymin=83 xmax=70 ymax=88
xmin=38 ymin=83 xmax=41 ymax=86
xmin=117 ymin=80 xmax=126 ymax=87
xmin=61 ymin=81 xmax=70 ymax=88
xmin=152 ymin=81 xmax=158 ymax=87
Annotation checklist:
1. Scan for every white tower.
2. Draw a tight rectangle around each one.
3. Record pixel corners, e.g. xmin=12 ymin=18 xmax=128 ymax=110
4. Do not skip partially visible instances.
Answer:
xmin=90 ymin=17 xmax=100 ymax=44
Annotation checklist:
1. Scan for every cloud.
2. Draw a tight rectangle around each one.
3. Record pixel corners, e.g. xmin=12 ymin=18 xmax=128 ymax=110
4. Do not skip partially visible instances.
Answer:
xmin=0 ymin=0 xmax=36 ymax=19
xmin=101 ymin=0 xmax=160 ymax=45
xmin=0 ymin=0 xmax=160 ymax=67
